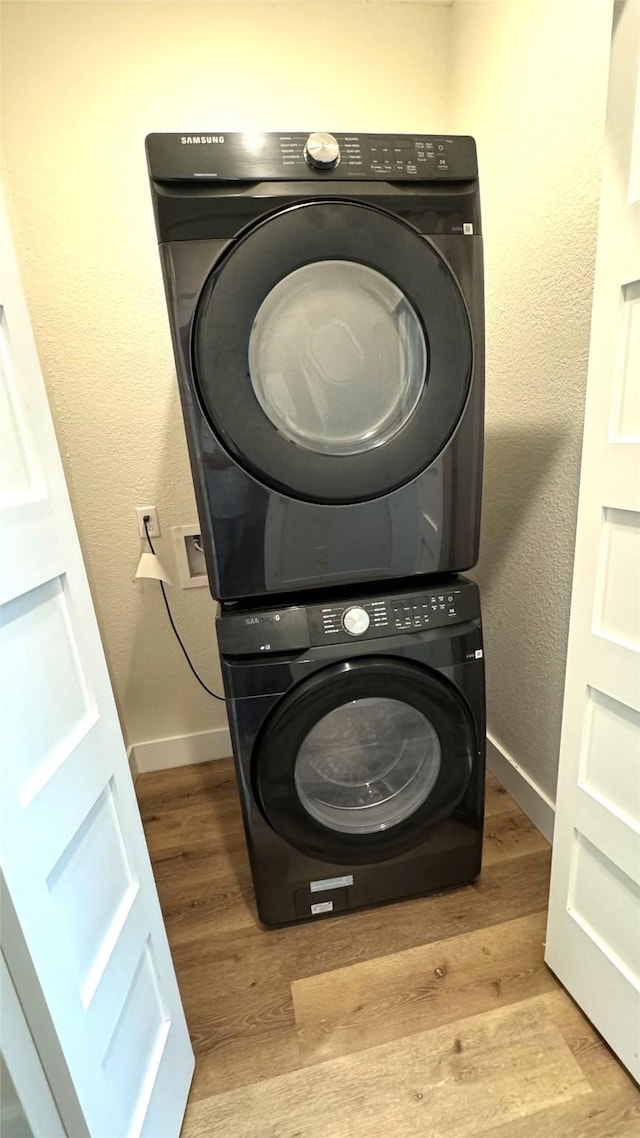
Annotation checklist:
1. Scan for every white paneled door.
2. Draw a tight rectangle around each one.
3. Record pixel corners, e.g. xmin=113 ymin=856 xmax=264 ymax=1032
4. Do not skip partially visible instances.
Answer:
xmin=1 ymin=951 xmax=66 ymax=1138
xmin=545 ymin=0 xmax=640 ymax=1080
xmin=0 ymin=185 xmax=194 ymax=1134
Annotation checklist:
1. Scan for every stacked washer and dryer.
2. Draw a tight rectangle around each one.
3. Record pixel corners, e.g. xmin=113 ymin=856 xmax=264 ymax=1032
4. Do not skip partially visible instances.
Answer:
xmin=146 ymin=131 xmax=486 ymax=927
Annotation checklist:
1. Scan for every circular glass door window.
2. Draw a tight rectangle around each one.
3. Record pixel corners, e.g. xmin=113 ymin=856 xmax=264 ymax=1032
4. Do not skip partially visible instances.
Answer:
xmin=294 ymin=696 xmax=441 ymax=834
xmin=248 ymin=261 xmax=427 ymax=456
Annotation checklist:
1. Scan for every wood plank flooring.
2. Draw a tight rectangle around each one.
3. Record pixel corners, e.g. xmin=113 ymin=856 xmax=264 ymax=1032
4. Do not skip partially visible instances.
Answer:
xmin=136 ymin=759 xmax=639 ymax=1137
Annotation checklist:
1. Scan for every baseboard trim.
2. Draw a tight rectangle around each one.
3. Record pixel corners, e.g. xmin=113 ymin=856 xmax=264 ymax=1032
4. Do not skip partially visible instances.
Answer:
xmin=486 ymin=732 xmax=555 ymax=844
xmin=131 ymin=726 xmax=232 ymax=775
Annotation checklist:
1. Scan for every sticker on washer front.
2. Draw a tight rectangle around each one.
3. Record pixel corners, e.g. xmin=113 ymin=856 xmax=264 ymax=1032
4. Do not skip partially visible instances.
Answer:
xmin=311 ymin=901 xmax=334 ymax=915
xmin=310 ymin=875 xmax=354 ymax=893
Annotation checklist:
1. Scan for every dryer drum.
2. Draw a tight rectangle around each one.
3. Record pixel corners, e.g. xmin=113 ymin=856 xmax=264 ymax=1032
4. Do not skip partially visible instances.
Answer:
xmin=192 ymin=200 xmax=473 ymax=504
xmin=253 ymin=657 xmax=476 ymax=865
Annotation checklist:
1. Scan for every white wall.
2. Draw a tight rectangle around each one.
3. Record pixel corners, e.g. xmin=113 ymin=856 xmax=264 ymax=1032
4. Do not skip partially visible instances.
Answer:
xmin=450 ymin=0 xmax=613 ymax=800
xmin=1 ymin=1 xmax=450 ymax=762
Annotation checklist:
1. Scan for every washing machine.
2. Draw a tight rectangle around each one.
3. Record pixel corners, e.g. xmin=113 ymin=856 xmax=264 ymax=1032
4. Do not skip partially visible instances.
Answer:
xmin=217 ymin=575 xmax=485 ymax=927
xmin=146 ymin=132 xmax=484 ymax=602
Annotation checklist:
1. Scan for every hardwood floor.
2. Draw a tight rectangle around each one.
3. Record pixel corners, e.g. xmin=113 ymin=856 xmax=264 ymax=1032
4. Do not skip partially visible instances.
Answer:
xmin=136 ymin=760 xmax=639 ymax=1137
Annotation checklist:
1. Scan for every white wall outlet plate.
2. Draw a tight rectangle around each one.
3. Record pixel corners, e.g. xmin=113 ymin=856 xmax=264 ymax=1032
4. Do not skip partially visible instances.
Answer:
xmin=136 ymin=505 xmax=160 ymax=539
xmin=172 ymin=524 xmax=208 ymax=588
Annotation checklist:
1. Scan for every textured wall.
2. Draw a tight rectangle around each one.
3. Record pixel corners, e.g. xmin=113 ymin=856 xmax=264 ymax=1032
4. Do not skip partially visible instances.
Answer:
xmin=450 ymin=0 xmax=612 ymax=798
xmin=1 ymin=0 xmax=613 ymax=794
xmin=1 ymin=1 xmax=450 ymax=749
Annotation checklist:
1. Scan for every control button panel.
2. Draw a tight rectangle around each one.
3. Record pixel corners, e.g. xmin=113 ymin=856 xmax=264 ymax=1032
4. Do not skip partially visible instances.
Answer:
xmin=392 ymin=590 xmax=459 ymax=630
xmin=369 ymin=137 xmax=451 ymax=176
xmin=217 ymin=580 xmax=480 ymax=657
xmin=146 ymin=132 xmax=478 ymax=183
xmin=310 ymin=583 xmax=476 ymax=645
xmin=278 ymin=133 xmax=469 ymax=179
xmin=321 ymin=599 xmax=390 ymax=637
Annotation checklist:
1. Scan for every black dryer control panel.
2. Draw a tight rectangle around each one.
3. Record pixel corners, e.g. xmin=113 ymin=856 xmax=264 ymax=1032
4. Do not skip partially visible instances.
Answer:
xmin=146 ymin=132 xmax=478 ymax=183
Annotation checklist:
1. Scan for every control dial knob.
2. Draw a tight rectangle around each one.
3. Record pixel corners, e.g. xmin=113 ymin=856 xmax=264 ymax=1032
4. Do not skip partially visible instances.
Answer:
xmin=342 ymin=606 xmax=370 ymax=636
xmin=304 ymin=132 xmax=340 ymax=169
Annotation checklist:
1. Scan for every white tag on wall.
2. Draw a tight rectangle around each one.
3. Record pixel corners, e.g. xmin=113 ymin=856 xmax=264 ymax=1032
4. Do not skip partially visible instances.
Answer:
xmin=134 ymin=551 xmax=173 ymax=585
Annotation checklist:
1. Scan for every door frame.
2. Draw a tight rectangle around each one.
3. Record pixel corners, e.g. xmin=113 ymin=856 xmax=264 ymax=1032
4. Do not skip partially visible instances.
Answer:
xmin=1 ymin=877 xmax=89 ymax=1137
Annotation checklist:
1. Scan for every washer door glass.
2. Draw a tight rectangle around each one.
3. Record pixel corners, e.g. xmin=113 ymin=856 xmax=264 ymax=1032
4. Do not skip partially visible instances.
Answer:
xmin=294 ymin=696 xmax=441 ymax=834
xmin=248 ymin=261 xmax=427 ymax=456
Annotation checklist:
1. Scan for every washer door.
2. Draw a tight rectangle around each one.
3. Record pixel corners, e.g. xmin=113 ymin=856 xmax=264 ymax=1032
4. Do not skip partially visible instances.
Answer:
xmin=192 ymin=201 xmax=473 ymax=504
xmin=254 ymin=658 xmax=476 ymax=864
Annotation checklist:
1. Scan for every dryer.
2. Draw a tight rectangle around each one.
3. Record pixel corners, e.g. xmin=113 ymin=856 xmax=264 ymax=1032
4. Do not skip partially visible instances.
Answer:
xmin=217 ymin=575 xmax=485 ymax=927
xmin=146 ymin=132 xmax=484 ymax=602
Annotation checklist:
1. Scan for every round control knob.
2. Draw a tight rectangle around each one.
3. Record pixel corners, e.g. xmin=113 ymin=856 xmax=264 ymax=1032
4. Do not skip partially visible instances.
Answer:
xmin=342 ymin=606 xmax=370 ymax=636
xmin=304 ymin=132 xmax=340 ymax=169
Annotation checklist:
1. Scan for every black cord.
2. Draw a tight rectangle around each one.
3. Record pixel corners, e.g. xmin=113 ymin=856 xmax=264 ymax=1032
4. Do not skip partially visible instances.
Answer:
xmin=143 ymin=516 xmax=225 ymax=702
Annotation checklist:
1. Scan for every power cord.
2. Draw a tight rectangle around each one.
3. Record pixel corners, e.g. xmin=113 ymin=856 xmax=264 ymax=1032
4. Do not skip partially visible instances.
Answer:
xmin=143 ymin=515 xmax=225 ymax=702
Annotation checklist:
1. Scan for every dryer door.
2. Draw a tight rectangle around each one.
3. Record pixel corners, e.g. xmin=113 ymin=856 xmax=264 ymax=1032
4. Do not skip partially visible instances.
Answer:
xmin=254 ymin=658 xmax=476 ymax=864
xmin=192 ymin=201 xmax=473 ymax=504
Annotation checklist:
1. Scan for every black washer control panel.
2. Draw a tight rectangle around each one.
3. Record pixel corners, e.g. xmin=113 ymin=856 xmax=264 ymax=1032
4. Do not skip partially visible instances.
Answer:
xmin=310 ymin=583 xmax=472 ymax=644
xmin=216 ymin=579 xmax=480 ymax=656
xmin=146 ymin=132 xmax=478 ymax=183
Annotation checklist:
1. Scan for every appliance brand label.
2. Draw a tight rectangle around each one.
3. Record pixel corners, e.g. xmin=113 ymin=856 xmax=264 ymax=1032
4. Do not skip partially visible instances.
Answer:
xmin=180 ymin=135 xmax=225 ymax=145
xmin=311 ymin=901 xmax=334 ymax=915
xmin=310 ymin=875 xmax=354 ymax=893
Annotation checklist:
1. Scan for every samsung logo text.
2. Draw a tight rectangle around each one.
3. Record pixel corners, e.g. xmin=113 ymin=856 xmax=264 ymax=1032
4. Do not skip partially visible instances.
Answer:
xmin=181 ymin=135 xmax=225 ymax=145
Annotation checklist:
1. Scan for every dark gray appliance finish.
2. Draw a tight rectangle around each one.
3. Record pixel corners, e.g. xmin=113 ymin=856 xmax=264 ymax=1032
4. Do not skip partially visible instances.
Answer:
xmin=146 ymin=132 xmax=485 ymax=602
xmin=218 ymin=576 xmax=485 ymax=928
xmin=146 ymin=131 xmax=478 ymax=184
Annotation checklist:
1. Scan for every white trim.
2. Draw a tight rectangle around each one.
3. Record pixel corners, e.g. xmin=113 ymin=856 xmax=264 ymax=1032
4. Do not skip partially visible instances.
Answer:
xmin=1 ymin=951 xmax=66 ymax=1138
xmin=0 ymin=880 xmax=89 ymax=1138
xmin=486 ymin=732 xmax=555 ymax=844
xmin=127 ymin=744 xmax=138 ymax=782
xmin=131 ymin=725 xmax=232 ymax=774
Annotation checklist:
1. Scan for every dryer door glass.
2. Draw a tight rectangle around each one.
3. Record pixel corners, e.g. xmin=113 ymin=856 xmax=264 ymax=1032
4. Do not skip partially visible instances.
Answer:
xmin=294 ymin=697 xmax=441 ymax=833
xmin=193 ymin=200 xmax=474 ymax=504
xmin=248 ymin=262 xmax=426 ymax=456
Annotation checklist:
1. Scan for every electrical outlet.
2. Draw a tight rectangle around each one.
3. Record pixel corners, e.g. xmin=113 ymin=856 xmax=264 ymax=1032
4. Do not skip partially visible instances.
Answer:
xmin=136 ymin=506 xmax=160 ymax=539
